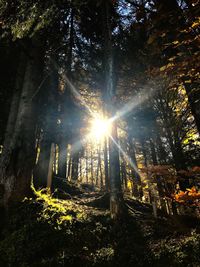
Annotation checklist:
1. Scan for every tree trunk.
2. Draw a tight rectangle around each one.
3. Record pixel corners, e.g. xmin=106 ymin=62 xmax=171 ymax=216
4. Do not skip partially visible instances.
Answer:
xmin=103 ymin=0 xmax=124 ymax=219
xmin=121 ymin=156 xmax=127 ymax=190
xmin=104 ymin=136 xmax=109 ymax=190
xmin=129 ymin=137 xmax=143 ymax=198
xmin=109 ymin=125 xmax=124 ymax=219
xmin=58 ymin=141 xmax=67 ymax=178
xmin=71 ymin=144 xmax=79 ymax=182
xmin=0 ymin=37 xmax=45 ymax=207
xmin=67 ymin=155 xmax=72 ymax=180
xmin=85 ymin=148 xmax=89 ymax=183
xmin=34 ymin=54 xmax=58 ymax=187
xmin=2 ymin=51 xmax=27 ymax=150
xmin=90 ymin=150 xmax=94 ymax=186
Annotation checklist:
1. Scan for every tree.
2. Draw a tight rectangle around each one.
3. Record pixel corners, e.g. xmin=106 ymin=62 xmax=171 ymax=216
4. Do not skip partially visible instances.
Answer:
xmin=0 ymin=36 xmax=45 ymax=206
xmin=102 ymin=0 xmax=124 ymax=219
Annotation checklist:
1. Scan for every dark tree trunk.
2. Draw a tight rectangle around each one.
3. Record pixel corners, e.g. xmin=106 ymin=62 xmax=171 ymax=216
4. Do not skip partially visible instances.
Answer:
xmin=150 ymin=138 xmax=168 ymax=212
xmin=71 ymin=144 xmax=79 ymax=182
xmin=0 ymin=37 xmax=45 ymax=207
xmin=128 ymin=136 xmax=143 ymax=198
xmin=58 ymin=140 xmax=67 ymax=178
xmin=120 ymin=156 xmax=127 ymax=190
xmin=184 ymin=83 xmax=200 ymax=134
xmin=102 ymin=0 xmax=124 ymax=219
xmin=2 ymin=51 xmax=27 ymax=151
xmin=34 ymin=54 xmax=59 ymax=188
xmin=108 ymin=125 xmax=123 ymax=218
xmin=156 ymin=133 xmax=168 ymax=165
xmin=35 ymin=137 xmax=52 ymax=188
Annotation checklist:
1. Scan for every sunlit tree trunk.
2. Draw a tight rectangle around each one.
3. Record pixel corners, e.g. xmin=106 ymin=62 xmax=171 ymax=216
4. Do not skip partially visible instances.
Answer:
xmin=0 ymin=37 xmax=45 ymax=207
xmin=90 ymin=150 xmax=94 ymax=186
xmin=99 ymin=153 xmax=103 ymax=190
xmin=103 ymin=136 xmax=109 ymax=190
xmin=67 ymin=155 xmax=72 ymax=180
xmin=96 ymin=149 xmax=100 ymax=187
xmin=85 ymin=148 xmax=89 ymax=183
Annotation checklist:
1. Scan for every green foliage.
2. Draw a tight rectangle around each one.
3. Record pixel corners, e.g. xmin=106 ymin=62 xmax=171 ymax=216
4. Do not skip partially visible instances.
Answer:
xmin=152 ymin=230 xmax=200 ymax=267
xmin=0 ymin=0 xmax=64 ymax=39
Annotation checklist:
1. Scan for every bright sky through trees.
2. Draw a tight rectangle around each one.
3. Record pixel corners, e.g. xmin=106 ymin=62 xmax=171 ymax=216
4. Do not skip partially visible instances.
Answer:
xmin=90 ymin=117 xmax=111 ymax=140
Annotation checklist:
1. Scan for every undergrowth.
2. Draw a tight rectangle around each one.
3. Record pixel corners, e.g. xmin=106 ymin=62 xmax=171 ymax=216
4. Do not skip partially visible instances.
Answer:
xmin=0 ymin=188 xmax=200 ymax=267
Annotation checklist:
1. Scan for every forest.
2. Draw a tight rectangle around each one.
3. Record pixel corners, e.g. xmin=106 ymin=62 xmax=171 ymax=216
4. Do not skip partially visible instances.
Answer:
xmin=0 ymin=0 xmax=200 ymax=266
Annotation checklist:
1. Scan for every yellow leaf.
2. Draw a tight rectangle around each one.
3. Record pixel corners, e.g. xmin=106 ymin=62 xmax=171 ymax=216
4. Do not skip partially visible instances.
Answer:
xmin=191 ymin=18 xmax=200 ymax=28
xmin=160 ymin=65 xmax=167 ymax=71
xmin=168 ymin=56 xmax=176 ymax=62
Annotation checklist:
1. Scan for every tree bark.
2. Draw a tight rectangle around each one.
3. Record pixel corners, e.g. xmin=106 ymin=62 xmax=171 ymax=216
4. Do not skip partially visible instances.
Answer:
xmin=71 ymin=144 xmax=79 ymax=182
xmin=34 ymin=54 xmax=59 ymax=188
xmin=128 ymin=137 xmax=143 ymax=198
xmin=102 ymin=0 xmax=124 ymax=219
xmin=0 ymin=37 xmax=45 ymax=207
xmin=2 ymin=51 xmax=27 ymax=150
xmin=58 ymin=140 xmax=67 ymax=178
xmin=103 ymin=136 xmax=109 ymax=190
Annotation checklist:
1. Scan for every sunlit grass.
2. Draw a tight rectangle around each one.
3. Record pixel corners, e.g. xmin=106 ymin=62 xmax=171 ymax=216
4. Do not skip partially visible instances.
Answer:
xmin=31 ymin=186 xmax=87 ymax=225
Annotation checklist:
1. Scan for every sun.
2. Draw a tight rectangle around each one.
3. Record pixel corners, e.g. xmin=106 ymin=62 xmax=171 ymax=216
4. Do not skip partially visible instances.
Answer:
xmin=90 ymin=117 xmax=111 ymax=139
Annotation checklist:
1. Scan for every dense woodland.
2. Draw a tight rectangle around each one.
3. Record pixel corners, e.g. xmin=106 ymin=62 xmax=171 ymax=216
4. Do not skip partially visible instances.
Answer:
xmin=0 ymin=0 xmax=200 ymax=266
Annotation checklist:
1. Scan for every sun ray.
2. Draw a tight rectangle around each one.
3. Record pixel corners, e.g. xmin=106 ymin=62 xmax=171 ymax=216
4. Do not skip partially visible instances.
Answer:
xmin=109 ymin=135 xmax=140 ymax=175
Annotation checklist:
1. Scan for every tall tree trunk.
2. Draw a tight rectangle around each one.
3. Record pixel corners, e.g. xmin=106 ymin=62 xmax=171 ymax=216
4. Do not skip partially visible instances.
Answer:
xmin=156 ymin=133 xmax=168 ymax=164
xmin=79 ymin=157 xmax=82 ymax=182
xmin=34 ymin=54 xmax=58 ymax=188
xmin=71 ymin=144 xmax=79 ymax=182
xmin=0 ymin=37 xmax=45 ymax=207
xmin=90 ymin=150 xmax=94 ymax=186
xmin=150 ymin=138 xmax=168 ymax=212
xmin=103 ymin=136 xmax=109 ymax=190
xmin=67 ymin=155 xmax=72 ymax=180
xmin=86 ymin=148 xmax=89 ymax=183
xmin=2 ymin=51 xmax=27 ymax=150
xmin=103 ymin=0 xmax=124 ymax=219
xmin=120 ymin=155 xmax=127 ymax=190
xmin=58 ymin=141 xmax=67 ymax=178
xmin=128 ymin=136 xmax=143 ymax=198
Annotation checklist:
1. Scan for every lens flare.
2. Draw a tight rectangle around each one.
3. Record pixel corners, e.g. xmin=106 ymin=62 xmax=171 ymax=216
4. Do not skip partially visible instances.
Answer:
xmin=91 ymin=117 xmax=111 ymax=139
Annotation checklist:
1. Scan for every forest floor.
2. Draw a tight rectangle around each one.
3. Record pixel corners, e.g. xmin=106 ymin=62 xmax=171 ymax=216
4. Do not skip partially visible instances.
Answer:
xmin=0 ymin=183 xmax=200 ymax=267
